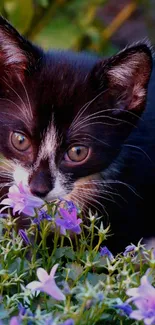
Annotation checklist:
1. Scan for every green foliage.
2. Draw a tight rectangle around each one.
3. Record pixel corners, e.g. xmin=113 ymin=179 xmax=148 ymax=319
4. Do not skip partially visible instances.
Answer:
xmin=0 ymin=202 xmax=154 ymax=324
xmin=1 ymin=0 xmax=115 ymax=54
xmin=0 ymin=0 xmax=153 ymax=54
xmin=4 ymin=0 xmax=33 ymax=34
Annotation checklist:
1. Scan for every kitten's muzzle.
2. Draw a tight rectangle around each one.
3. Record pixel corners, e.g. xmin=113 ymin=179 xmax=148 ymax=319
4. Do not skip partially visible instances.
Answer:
xmin=29 ymin=170 xmax=54 ymax=198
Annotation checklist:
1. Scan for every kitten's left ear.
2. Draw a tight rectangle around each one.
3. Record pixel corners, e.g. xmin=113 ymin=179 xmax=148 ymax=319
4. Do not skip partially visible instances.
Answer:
xmin=92 ymin=43 xmax=153 ymax=115
xmin=0 ymin=16 xmax=41 ymax=80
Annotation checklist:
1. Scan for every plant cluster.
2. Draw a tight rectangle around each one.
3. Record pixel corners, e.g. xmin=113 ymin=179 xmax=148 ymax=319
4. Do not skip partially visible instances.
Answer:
xmin=0 ymin=183 xmax=155 ymax=325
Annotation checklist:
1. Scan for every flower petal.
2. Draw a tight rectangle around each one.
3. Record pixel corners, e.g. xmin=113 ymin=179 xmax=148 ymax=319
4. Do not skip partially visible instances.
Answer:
xmin=26 ymin=281 xmax=41 ymax=291
xmin=9 ymin=184 xmax=20 ymax=194
xmin=22 ymin=206 xmax=35 ymax=217
xmin=37 ymin=268 xmax=49 ymax=282
xmin=126 ymin=287 xmax=139 ymax=298
xmin=144 ymin=316 xmax=155 ymax=325
xmin=71 ymin=224 xmax=81 ymax=234
xmin=0 ymin=198 xmax=14 ymax=206
xmin=59 ymin=208 xmax=69 ymax=220
xmin=50 ymin=264 xmax=59 ymax=278
xmin=130 ymin=310 xmax=143 ymax=320
xmin=9 ymin=316 xmax=20 ymax=325
xmin=42 ymin=278 xmax=65 ymax=300
xmin=13 ymin=203 xmax=25 ymax=214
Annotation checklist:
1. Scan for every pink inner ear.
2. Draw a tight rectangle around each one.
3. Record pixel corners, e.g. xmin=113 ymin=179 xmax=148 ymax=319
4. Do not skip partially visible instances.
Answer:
xmin=0 ymin=29 xmax=28 ymax=75
xmin=130 ymin=83 xmax=146 ymax=110
xmin=107 ymin=51 xmax=152 ymax=112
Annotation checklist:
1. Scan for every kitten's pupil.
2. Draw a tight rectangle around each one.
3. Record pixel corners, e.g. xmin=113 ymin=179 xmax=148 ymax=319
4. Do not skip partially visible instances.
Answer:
xmin=74 ymin=147 xmax=81 ymax=155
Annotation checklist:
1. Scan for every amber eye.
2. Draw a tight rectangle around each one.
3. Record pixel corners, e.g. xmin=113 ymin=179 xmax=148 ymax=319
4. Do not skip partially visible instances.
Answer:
xmin=11 ymin=132 xmax=31 ymax=151
xmin=66 ymin=146 xmax=89 ymax=162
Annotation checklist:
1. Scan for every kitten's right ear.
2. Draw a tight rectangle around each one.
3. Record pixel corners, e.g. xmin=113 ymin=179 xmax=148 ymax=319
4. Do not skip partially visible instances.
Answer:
xmin=0 ymin=16 xmax=41 ymax=80
xmin=92 ymin=43 xmax=153 ymax=117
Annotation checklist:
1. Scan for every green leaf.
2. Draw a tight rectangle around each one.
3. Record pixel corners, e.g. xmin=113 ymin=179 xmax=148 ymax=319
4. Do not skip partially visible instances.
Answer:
xmin=35 ymin=14 xmax=81 ymax=49
xmin=67 ymin=262 xmax=83 ymax=280
xmin=4 ymin=0 xmax=34 ymax=34
xmin=87 ymin=272 xmax=106 ymax=286
xmin=55 ymin=247 xmax=75 ymax=260
xmin=37 ymin=0 xmax=49 ymax=8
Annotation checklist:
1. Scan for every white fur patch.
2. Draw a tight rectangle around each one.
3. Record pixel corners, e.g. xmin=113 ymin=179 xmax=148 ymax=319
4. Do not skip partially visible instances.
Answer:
xmin=45 ymin=172 xmax=68 ymax=201
xmin=35 ymin=122 xmax=58 ymax=170
xmin=13 ymin=164 xmax=29 ymax=186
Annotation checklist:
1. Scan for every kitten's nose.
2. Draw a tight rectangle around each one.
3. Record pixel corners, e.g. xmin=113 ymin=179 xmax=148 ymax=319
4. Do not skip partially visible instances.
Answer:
xmin=29 ymin=170 xmax=54 ymax=198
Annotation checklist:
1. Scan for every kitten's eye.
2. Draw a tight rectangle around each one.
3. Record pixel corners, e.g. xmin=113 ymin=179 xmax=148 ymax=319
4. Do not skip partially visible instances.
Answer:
xmin=66 ymin=146 xmax=89 ymax=162
xmin=11 ymin=132 xmax=31 ymax=151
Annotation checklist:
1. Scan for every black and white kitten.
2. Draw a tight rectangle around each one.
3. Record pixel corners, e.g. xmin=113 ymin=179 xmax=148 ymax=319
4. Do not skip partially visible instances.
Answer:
xmin=0 ymin=16 xmax=153 ymax=252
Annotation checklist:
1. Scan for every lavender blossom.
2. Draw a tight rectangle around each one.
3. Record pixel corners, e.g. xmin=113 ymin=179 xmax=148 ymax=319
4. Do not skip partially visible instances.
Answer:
xmin=0 ymin=182 xmax=44 ymax=216
xmin=18 ymin=229 xmax=31 ymax=246
xmin=123 ymin=244 xmax=136 ymax=256
xmin=58 ymin=198 xmax=77 ymax=213
xmin=55 ymin=206 xmax=82 ymax=235
xmin=26 ymin=264 xmax=65 ymax=300
xmin=114 ymin=303 xmax=132 ymax=316
xmin=33 ymin=210 xmax=52 ymax=229
xmin=61 ymin=319 xmax=74 ymax=325
xmin=126 ymin=273 xmax=155 ymax=324
xmin=9 ymin=318 xmax=20 ymax=325
xmin=100 ymin=246 xmax=114 ymax=261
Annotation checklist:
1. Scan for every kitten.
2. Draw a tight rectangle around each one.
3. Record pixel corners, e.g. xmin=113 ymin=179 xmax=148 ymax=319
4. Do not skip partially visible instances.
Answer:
xmin=0 ymin=16 xmax=153 ymax=252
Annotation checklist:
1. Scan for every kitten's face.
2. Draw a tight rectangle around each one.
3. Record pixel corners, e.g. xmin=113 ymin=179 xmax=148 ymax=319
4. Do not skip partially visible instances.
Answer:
xmin=0 ymin=17 xmax=152 ymax=215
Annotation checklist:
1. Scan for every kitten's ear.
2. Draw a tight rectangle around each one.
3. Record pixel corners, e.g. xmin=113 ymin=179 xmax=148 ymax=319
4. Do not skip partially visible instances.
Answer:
xmin=93 ymin=43 xmax=152 ymax=114
xmin=0 ymin=16 xmax=40 ymax=80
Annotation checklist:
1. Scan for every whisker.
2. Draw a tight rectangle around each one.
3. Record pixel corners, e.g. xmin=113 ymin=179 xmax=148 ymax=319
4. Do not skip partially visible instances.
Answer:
xmin=70 ymin=100 xmax=142 ymax=134
xmin=123 ymin=144 xmax=153 ymax=163
xmin=68 ymin=193 xmax=88 ymax=215
xmin=0 ymin=159 xmax=14 ymax=169
xmin=0 ymin=97 xmax=25 ymax=115
xmin=69 ymin=133 xmax=110 ymax=147
xmin=0 ymin=181 xmax=14 ymax=193
xmin=0 ymin=112 xmax=30 ymax=128
xmin=69 ymin=89 xmax=108 ymax=131
xmin=104 ymin=179 xmax=140 ymax=198
xmin=78 ymin=192 xmax=103 ymax=215
xmin=1 ymin=79 xmax=28 ymax=112
xmin=71 ymin=115 xmax=135 ymax=136
xmin=75 ymin=186 xmax=115 ymax=203
xmin=19 ymin=78 xmax=33 ymax=119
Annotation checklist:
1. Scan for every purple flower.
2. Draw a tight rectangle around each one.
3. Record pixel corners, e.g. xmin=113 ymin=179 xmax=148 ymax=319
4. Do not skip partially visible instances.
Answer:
xmin=38 ymin=210 xmax=52 ymax=222
xmin=123 ymin=244 xmax=136 ymax=256
xmin=10 ymin=318 xmax=20 ymax=325
xmin=61 ymin=319 xmax=74 ymax=325
xmin=60 ymin=280 xmax=71 ymax=295
xmin=55 ymin=207 xmax=82 ymax=235
xmin=58 ymin=198 xmax=77 ymax=213
xmin=0 ymin=182 xmax=44 ymax=216
xmin=114 ymin=303 xmax=132 ymax=316
xmin=0 ymin=318 xmax=20 ymax=325
xmin=33 ymin=210 xmax=52 ymax=230
xmin=96 ymin=292 xmax=104 ymax=302
xmin=26 ymin=264 xmax=65 ymax=301
xmin=126 ymin=273 xmax=155 ymax=324
xmin=100 ymin=246 xmax=114 ymax=261
xmin=18 ymin=229 xmax=31 ymax=245
xmin=45 ymin=318 xmax=54 ymax=325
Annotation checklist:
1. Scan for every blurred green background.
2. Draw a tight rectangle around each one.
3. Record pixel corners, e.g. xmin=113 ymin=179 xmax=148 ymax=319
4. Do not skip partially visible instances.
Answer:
xmin=0 ymin=0 xmax=155 ymax=55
